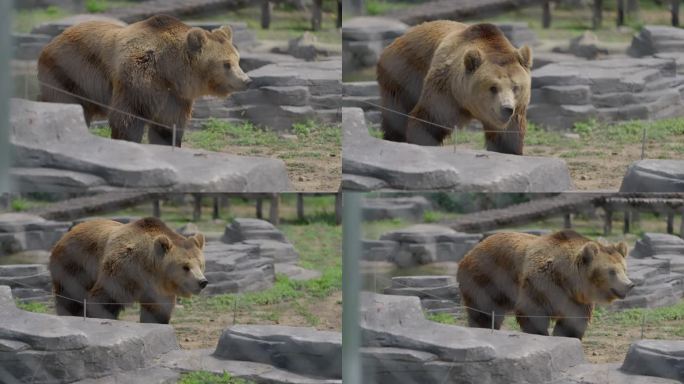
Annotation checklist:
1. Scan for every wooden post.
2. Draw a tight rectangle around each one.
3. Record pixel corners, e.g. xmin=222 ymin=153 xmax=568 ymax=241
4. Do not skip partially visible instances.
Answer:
xmin=680 ymin=209 xmax=684 ymax=238
xmin=261 ymin=0 xmax=272 ymax=30
xmin=337 ymin=0 xmax=343 ymax=28
xmin=667 ymin=211 xmax=675 ymax=234
xmin=335 ymin=192 xmax=342 ymax=225
xmin=604 ymin=208 xmax=613 ymax=236
xmin=212 ymin=196 xmax=220 ymax=220
xmin=312 ymin=0 xmax=323 ymax=31
xmin=564 ymin=213 xmax=572 ymax=229
xmin=623 ymin=210 xmax=631 ymax=234
xmin=542 ymin=0 xmax=552 ymax=29
xmin=617 ymin=0 xmax=625 ymax=26
xmin=193 ymin=194 xmax=202 ymax=222
xmin=152 ymin=199 xmax=161 ymax=218
xmin=297 ymin=193 xmax=305 ymax=221
xmin=593 ymin=0 xmax=603 ymax=30
xmin=256 ymin=197 xmax=263 ymax=219
xmin=672 ymin=0 xmax=680 ymax=27
xmin=269 ymin=193 xmax=280 ymax=225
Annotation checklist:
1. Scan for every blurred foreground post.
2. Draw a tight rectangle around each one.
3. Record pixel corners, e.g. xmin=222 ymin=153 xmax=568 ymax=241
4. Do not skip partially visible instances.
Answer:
xmin=617 ymin=0 xmax=625 ymax=26
xmin=604 ymin=208 xmax=613 ymax=236
xmin=342 ymin=192 xmax=361 ymax=383
xmin=193 ymin=194 xmax=202 ymax=221
xmin=269 ymin=193 xmax=280 ymax=225
xmin=337 ymin=0 xmax=342 ymax=27
xmin=667 ymin=211 xmax=674 ymax=234
xmin=0 ymin=0 xmax=10 ymax=194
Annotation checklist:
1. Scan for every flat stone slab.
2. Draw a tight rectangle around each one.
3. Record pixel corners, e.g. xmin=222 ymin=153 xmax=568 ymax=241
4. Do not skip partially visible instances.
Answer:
xmin=202 ymin=241 xmax=275 ymax=295
xmin=11 ymin=98 xmax=292 ymax=192
xmin=0 ymin=285 xmax=179 ymax=383
xmin=362 ymin=196 xmax=432 ymax=222
xmin=223 ymin=218 xmax=288 ymax=243
xmin=620 ymin=160 xmax=684 ymax=192
xmin=0 ymin=213 xmax=70 ymax=256
xmin=342 ymin=108 xmax=573 ymax=191
xmin=552 ymin=363 xmax=681 ymax=384
xmin=622 ymin=340 xmax=684 ymax=382
xmin=159 ymin=348 xmax=341 ymax=384
xmin=215 ymin=325 xmax=342 ymax=379
xmin=632 ymin=233 xmax=684 ymax=258
xmin=360 ymin=292 xmax=585 ymax=383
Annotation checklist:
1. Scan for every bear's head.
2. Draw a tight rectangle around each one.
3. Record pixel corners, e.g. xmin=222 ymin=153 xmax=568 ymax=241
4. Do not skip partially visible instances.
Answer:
xmin=577 ymin=240 xmax=634 ymax=303
xmin=154 ymin=232 xmax=208 ymax=297
xmin=458 ymin=24 xmax=532 ymax=130
xmin=186 ymin=25 xmax=252 ymax=97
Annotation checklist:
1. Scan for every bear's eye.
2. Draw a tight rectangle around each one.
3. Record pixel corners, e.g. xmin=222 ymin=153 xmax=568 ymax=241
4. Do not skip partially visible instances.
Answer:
xmin=223 ymin=62 xmax=231 ymax=70
xmin=183 ymin=265 xmax=190 ymax=272
xmin=513 ymin=85 xmax=520 ymax=93
xmin=609 ymin=269 xmax=616 ymax=277
xmin=489 ymin=86 xmax=498 ymax=94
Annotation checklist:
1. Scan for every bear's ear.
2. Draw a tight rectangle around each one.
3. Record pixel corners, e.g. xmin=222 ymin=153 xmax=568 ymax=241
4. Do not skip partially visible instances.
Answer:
xmin=518 ymin=45 xmax=533 ymax=69
xmin=579 ymin=242 xmax=598 ymax=266
xmin=190 ymin=233 xmax=205 ymax=250
xmin=464 ymin=49 xmax=482 ymax=73
xmin=187 ymin=28 xmax=208 ymax=54
xmin=616 ymin=242 xmax=628 ymax=258
xmin=154 ymin=235 xmax=173 ymax=257
xmin=212 ymin=25 xmax=233 ymax=43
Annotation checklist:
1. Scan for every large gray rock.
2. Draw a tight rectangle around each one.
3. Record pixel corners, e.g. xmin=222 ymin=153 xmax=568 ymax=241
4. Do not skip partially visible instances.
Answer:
xmin=215 ymin=325 xmax=342 ymax=379
xmin=632 ymin=233 xmax=684 ymax=258
xmin=529 ymin=57 xmax=684 ymax=130
xmin=0 ymin=285 xmax=179 ymax=383
xmin=0 ymin=213 xmax=69 ymax=257
xmin=360 ymin=292 xmax=585 ymax=384
xmin=31 ymin=14 xmax=127 ymax=37
xmin=342 ymin=108 xmax=574 ymax=192
xmin=628 ymin=25 xmax=684 ymax=57
xmin=159 ymin=348 xmax=341 ymax=384
xmin=362 ymin=196 xmax=432 ymax=222
xmin=202 ymin=242 xmax=275 ymax=295
xmin=553 ymin=363 xmax=681 ymax=384
xmin=0 ymin=264 xmax=51 ymax=291
xmin=342 ymin=17 xmax=408 ymax=71
xmin=222 ymin=218 xmax=288 ymax=243
xmin=611 ymin=255 xmax=684 ymax=310
xmin=372 ymin=224 xmax=481 ymax=267
xmin=620 ymin=160 xmax=684 ymax=192
xmin=622 ymin=340 xmax=684 ymax=382
xmin=10 ymin=98 xmax=292 ymax=192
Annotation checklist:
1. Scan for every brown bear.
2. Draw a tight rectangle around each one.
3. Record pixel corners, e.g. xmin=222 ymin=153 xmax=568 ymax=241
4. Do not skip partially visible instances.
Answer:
xmin=457 ymin=230 xmax=634 ymax=339
xmin=38 ymin=14 xmax=251 ymax=147
xmin=48 ymin=217 xmax=207 ymax=324
xmin=376 ymin=21 xmax=532 ymax=155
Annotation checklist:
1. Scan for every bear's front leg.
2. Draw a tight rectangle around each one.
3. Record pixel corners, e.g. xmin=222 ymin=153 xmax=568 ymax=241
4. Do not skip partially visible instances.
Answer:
xmin=87 ymin=284 xmax=124 ymax=319
xmin=406 ymin=68 xmax=457 ymax=146
xmin=483 ymin=110 xmax=526 ymax=155
xmin=515 ymin=284 xmax=550 ymax=335
xmin=148 ymin=97 xmax=191 ymax=147
xmin=108 ymin=90 xmax=145 ymax=143
xmin=140 ymin=295 xmax=175 ymax=324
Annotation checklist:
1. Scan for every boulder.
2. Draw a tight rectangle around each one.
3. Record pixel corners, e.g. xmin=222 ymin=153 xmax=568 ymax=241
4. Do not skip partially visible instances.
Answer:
xmin=10 ymin=98 xmax=292 ymax=192
xmin=201 ymin=242 xmax=275 ymax=295
xmin=342 ymin=108 xmax=574 ymax=192
xmin=362 ymin=196 xmax=432 ymax=222
xmin=222 ymin=218 xmax=288 ymax=244
xmin=0 ymin=213 xmax=69 ymax=257
xmin=215 ymin=325 xmax=342 ymax=379
xmin=622 ymin=340 xmax=684 ymax=382
xmin=620 ymin=160 xmax=684 ymax=192
xmin=628 ymin=25 xmax=684 ymax=57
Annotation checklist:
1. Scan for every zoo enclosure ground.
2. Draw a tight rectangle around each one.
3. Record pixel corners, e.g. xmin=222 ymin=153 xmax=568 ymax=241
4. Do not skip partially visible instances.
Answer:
xmin=362 ymin=206 xmax=684 ymax=363
xmin=12 ymin=194 xmax=342 ymax=350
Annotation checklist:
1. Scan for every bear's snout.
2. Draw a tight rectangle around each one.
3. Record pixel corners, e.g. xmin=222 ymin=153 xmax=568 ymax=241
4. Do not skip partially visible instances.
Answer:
xmin=199 ymin=279 xmax=209 ymax=289
xmin=500 ymin=106 xmax=514 ymax=121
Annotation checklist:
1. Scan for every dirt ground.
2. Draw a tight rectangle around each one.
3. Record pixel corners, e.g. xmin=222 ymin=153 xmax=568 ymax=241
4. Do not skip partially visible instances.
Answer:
xmin=219 ymin=143 xmax=341 ymax=193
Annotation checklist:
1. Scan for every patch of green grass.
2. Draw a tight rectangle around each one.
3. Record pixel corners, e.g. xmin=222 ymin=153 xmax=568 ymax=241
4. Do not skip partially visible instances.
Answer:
xmin=426 ymin=312 xmax=457 ymax=325
xmin=422 ymin=211 xmax=441 ymax=223
xmin=368 ymin=125 xmax=384 ymax=139
xmin=365 ymin=0 xmax=415 ymax=16
xmin=13 ymin=6 xmax=71 ymax=33
xmin=85 ymin=0 xmax=108 ymax=13
xmin=281 ymin=221 xmax=341 ymax=271
xmin=16 ymin=301 xmax=49 ymax=313
xmin=594 ymin=300 xmax=684 ymax=326
xmin=89 ymin=125 xmax=112 ymax=138
xmin=179 ymin=371 xmax=254 ymax=384
xmin=10 ymin=197 xmax=31 ymax=212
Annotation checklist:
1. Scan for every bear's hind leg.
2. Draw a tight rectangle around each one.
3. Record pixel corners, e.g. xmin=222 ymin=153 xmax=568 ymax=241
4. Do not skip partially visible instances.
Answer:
xmin=108 ymin=92 xmax=145 ymax=143
xmin=53 ymin=281 xmax=83 ymax=316
xmin=148 ymin=123 xmax=183 ymax=147
xmin=552 ymin=318 xmax=588 ymax=339
xmin=86 ymin=285 xmax=124 ymax=319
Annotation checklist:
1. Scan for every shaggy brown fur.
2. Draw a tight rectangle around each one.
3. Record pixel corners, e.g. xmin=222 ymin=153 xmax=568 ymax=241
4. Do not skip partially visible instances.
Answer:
xmin=38 ymin=14 xmax=251 ymax=147
xmin=377 ymin=21 xmax=532 ymax=155
xmin=49 ymin=217 xmax=206 ymax=324
xmin=457 ymin=230 xmax=633 ymax=339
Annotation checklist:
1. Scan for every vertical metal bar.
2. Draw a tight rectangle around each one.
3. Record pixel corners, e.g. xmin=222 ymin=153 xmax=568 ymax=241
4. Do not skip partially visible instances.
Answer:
xmin=342 ymin=192 xmax=361 ymax=384
xmin=0 ymin=0 xmax=11 ymax=195
xmin=542 ymin=1 xmax=552 ymax=29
